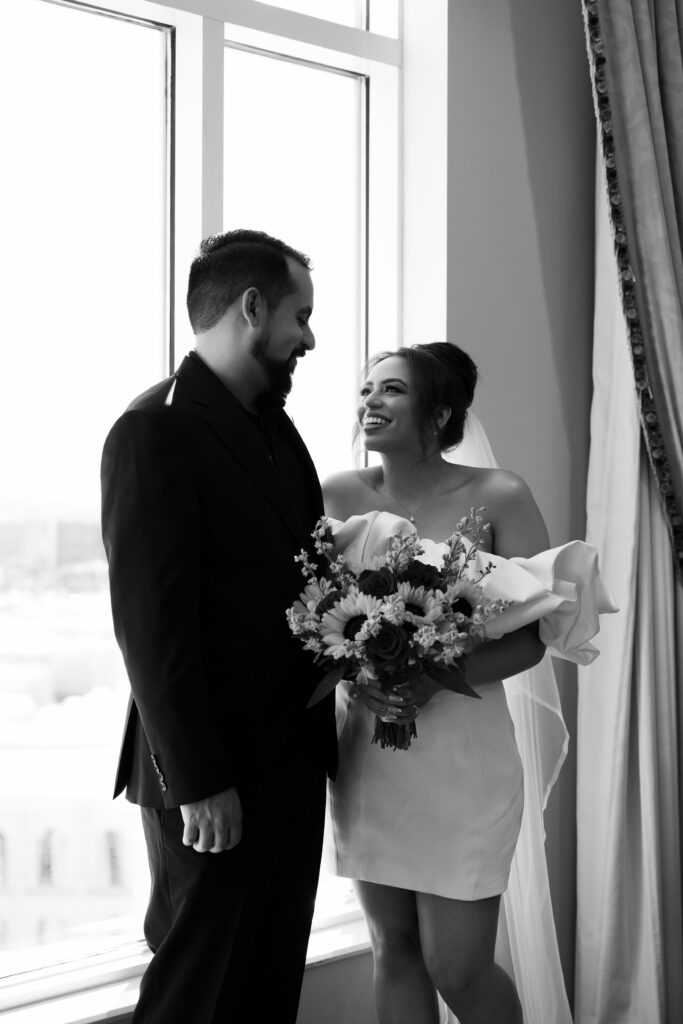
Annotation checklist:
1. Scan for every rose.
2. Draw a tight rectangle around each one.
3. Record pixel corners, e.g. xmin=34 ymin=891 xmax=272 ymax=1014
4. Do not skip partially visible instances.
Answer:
xmin=357 ymin=566 xmax=394 ymax=598
xmin=365 ymin=621 xmax=411 ymax=671
xmin=399 ymin=560 xmax=445 ymax=590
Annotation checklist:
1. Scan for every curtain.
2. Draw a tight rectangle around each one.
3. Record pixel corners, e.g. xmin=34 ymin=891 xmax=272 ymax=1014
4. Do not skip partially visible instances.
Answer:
xmin=578 ymin=3 xmax=683 ymax=1018
xmin=582 ymin=0 xmax=683 ymax=581
xmin=574 ymin=154 xmax=683 ymax=1023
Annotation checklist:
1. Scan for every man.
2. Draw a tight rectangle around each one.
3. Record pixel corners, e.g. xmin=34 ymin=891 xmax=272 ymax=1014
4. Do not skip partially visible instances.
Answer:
xmin=101 ymin=229 xmax=337 ymax=1023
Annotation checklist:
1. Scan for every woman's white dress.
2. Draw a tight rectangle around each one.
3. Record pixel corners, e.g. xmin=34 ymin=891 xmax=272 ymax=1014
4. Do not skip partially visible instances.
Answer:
xmin=328 ymin=676 xmax=523 ymax=899
xmin=323 ymin=511 xmax=616 ymax=905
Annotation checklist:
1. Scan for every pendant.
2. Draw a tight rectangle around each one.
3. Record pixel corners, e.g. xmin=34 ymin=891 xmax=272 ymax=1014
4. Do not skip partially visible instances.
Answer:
xmin=409 ymin=514 xmax=415 ymax=523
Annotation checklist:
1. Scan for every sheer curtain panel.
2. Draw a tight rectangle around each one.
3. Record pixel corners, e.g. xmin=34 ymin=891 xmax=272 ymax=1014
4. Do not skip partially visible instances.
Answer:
xmin=574 ymin=157 xmax=683 ymax=1024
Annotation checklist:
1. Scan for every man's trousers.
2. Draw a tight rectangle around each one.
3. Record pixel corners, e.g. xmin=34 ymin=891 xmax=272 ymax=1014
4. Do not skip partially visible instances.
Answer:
xmin=131 ymin=769 xmax=327 ymax=1024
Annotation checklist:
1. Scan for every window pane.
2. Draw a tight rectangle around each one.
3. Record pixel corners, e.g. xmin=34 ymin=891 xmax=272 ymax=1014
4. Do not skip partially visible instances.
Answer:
xmin=0 ymin=0 xmax=167 ymax=971
xmin=223 ymin=47 xmax=364 ymax=483
xmin=256 ymin=0 xmax=366 ymax=29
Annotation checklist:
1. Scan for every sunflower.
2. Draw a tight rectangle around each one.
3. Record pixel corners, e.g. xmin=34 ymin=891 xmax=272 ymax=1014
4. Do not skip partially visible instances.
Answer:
xmin=321 ymin=589 xmax=384 ymax=659
xmin=444 ymin=580 xmax=485 ymax=621
xmin=395 ymin=582 xmax=444 ymax=625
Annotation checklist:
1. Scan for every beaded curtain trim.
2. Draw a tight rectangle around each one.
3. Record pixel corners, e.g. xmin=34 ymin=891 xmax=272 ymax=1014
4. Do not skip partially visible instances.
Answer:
xmin=582 ymin=0 xmax=683 ymax=580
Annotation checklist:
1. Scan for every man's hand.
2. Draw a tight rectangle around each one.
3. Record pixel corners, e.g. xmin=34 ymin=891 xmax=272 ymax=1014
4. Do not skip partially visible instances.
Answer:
xmin=180 ymin=786 xmax=242 ymax=853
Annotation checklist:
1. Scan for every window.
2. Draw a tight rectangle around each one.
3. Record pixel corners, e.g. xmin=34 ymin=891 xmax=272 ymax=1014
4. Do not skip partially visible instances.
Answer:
xmin=105 ymin=832 xmax=123 ymax=888
xmin=0 ymin=0 xmax=178 ymax=979
xmin=0 ymin=0 xmax=400 ymax=1010
xmin=217 ymin=7 xmax=399 ymax=924
xmin=38 ymin=831 xmax=54 ymax=887
xmin=223 ymin=46 xmax=363 ymax=478
xmin=215 ymin=10 xmax=400 ymax=479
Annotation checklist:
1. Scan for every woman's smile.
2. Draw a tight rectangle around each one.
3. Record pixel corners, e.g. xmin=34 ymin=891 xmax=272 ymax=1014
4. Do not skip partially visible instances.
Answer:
xmin=362 ymin=414 xmax=391 ymax=430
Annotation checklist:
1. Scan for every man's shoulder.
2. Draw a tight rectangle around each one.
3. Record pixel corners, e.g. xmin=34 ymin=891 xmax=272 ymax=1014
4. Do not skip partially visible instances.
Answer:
xmin=125 ymin=374 xmax=177 ymax=414
xmin=103 ymin=375 xmax=186 ymax=454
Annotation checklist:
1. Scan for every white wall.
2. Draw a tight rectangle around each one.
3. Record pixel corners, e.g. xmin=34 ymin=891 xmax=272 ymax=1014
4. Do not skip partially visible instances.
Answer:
xmin=446 ymin=0 xmax=596 ymax=1002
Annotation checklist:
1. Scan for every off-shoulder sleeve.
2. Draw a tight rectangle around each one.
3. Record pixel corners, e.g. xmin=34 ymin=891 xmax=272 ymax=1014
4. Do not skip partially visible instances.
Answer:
xmin=327 ymin=511 xmax=416 ymax=573
xmin=328 ymin=513 xmax=617 ymax=666
xmin=480 ymin=541 xmax=618 ymax=665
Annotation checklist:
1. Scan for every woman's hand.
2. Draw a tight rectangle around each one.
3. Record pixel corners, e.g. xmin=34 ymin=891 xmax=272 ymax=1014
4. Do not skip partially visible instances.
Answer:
xmin=356 ymin=667 xmax=441 ymax=723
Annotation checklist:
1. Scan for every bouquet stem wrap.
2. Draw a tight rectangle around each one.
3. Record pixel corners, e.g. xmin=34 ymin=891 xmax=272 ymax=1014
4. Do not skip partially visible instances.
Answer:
xmin=371 ymin=665 xmax=419 ymax=751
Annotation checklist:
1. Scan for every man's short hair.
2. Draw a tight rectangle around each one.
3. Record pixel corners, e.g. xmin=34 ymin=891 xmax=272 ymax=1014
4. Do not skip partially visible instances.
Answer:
xmin=186 ymin=229 xmax=312 ymax=334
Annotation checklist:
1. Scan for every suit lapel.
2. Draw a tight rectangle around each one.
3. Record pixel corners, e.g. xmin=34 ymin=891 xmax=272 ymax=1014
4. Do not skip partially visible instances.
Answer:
xmin=276 ymin=411 xmax=324 ymax=520
xmin=175 ymin=354 xmax=312 ymax=547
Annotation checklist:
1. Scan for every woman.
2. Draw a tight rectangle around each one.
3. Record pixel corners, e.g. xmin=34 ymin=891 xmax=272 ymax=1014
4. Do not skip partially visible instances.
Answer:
xmin=321 ymin=342 xmax=568 ymax=1024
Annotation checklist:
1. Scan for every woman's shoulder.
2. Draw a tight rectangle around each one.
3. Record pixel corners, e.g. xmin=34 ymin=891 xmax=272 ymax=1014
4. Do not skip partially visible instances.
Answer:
xmin=446 ymin=464 xmax=532 ymax=505
xmin=458 ymin=466 xmax=548 ymax=555
xmin=467 ymin=466 xmax=534 ymax=502
xmin=322 ymin=467 xmax=380 ymax=519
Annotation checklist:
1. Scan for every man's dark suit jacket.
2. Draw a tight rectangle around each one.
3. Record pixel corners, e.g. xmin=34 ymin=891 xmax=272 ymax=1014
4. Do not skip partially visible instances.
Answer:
xmin=101 ymin=352 xmax=337 ymax=809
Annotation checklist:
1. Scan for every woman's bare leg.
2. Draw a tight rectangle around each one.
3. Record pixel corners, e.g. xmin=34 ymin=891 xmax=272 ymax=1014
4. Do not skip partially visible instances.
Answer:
xmin=355 ymin=880 xmax=440 ymax=1024
xmin=417 ymin=892 xmax=523 ymax=1024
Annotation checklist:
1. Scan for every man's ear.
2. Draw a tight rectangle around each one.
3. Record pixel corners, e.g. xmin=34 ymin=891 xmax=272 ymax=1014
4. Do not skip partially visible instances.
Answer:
xmin=241 ymin=287 xmax=265 ymax=326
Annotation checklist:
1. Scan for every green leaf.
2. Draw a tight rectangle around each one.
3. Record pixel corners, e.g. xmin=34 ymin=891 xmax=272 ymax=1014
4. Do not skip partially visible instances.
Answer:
xmin=424 ymin=664 xmax=481 ymax=700
xmin=307 ymin=662 xmax=350 ymax=707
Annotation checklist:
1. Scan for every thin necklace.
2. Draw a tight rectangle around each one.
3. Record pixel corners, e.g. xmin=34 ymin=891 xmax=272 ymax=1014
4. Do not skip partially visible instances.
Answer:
xmin=380 ymin=470 xmax=444 ymax=524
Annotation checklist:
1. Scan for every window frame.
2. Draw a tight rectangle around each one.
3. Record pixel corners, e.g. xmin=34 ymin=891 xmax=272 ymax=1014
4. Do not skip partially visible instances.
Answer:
xmin=0 ymin=3 xmax=456 ymax=1016
xmin=0 ymin=0 xmax=405 ymax=1012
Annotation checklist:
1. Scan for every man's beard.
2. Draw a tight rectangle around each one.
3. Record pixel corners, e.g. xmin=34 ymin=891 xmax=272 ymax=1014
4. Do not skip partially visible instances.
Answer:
xmin=251 ymin=337 xmax=304 ymax=403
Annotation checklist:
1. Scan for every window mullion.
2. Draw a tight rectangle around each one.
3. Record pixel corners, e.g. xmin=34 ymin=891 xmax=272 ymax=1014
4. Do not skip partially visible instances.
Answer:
xmin=144 ymin=0 xmax=401 ymax=65
xmin=201 ymin=16 xmax=225 ymax=239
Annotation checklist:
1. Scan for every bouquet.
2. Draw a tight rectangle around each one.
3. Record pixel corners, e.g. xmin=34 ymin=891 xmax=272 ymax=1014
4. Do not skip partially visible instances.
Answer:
xmin=286 ymin=509 xmax=511 ymax=750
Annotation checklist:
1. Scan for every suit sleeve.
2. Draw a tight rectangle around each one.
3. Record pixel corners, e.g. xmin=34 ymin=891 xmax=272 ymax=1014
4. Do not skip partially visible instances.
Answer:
xmin=101 ymin=409 xmax=234 ymax=806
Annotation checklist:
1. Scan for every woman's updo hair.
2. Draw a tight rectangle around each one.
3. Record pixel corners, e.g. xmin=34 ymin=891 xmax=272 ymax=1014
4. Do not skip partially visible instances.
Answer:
xmin=369 ymin=342 xmax=478 ymax=452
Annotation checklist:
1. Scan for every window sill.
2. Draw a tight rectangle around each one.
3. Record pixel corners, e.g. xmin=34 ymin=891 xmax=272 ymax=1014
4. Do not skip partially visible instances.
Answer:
xmin=305 ymin=910 xmax=370 ymax=966
xmin=0 ymin=914 xmax=370 ymax=1023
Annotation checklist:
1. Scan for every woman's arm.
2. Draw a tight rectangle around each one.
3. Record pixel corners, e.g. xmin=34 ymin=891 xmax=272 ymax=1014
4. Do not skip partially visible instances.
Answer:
xmin=487 ymin=469 xmax=549 ymax=559
xmin=361 ymin=620 xmax=546 ymax=723
xmin=463 ymin=622 xmax=544 ymax=685
xmin=462 ymin=469 xmax=549 ymax=684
